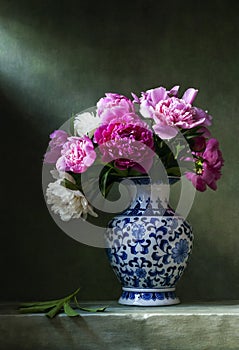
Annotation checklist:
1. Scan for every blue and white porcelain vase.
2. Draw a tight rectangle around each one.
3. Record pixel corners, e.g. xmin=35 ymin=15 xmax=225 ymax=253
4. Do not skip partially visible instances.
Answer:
xmin=105 ymin=177 xmax=193 ymax=306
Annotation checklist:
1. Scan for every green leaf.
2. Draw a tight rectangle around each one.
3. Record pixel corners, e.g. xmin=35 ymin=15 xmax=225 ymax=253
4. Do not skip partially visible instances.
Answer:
xmin=61 ymin=178 xmax=79 ymax=191
xmin=63 ymin=302 xmax=79 ymax=317
xmin=68 ymin=287 xmax=81 ymax=298
xmin=166 ymin=167 xmax=182 ymax=177
xmin=73 ymin=296 xmax=108 ymax=313
xmin=46 ymin=302 xmax=64 ymax=319
xmin=78 ymin=306 xmax=108 ymax=313
xmin=182 ymin=126 xmax=204 ymax=139
xmin=174 ymin=144 xmax=185 ymax=159
xmin=100 ymin=167 xmax=113 ymax=197
xmin=185 ymin=133 xmax=203 ymax=140
xmin=20 ymin=288 xmax=81 ymax=307
xmin=19 ymin=304 xmax=55 ymax=313
xmin=19 ymin=287 xmax=82 ymax=318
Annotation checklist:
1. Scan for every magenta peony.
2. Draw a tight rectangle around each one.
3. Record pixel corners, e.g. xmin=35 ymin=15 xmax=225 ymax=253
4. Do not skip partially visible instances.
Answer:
xmin=94 ymin=116 xmax=154 ymax=172
xmin=56 ymin=136 xmax=96 ymax=173
xmin=186 ymin=138 xmax=224 ymax=191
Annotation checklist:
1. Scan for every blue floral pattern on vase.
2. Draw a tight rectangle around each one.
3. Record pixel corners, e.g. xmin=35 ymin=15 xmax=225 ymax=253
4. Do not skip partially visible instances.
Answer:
xmin=105 ymin=178 xmax=193 ymax=306
xmin=172 ymin=239 xmax=189 ymax=264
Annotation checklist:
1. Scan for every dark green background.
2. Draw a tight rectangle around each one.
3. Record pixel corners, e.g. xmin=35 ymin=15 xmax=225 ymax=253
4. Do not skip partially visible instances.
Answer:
xmin=1 ymin=0 xmax=238 ymax=302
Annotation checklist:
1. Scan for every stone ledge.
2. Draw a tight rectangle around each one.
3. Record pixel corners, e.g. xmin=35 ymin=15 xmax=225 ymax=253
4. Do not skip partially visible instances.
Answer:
xmin=1 ymin=301 xmax=239 ymax=350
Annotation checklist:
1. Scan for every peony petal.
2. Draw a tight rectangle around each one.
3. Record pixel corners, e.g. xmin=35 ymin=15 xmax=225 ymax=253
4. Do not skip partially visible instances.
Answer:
xmin=194 ymin=176 xmax=207 ymax=192
xmin=74 ymin=112 xmax=101 ymax=138
xmin=153 ymin=124 xmax=179 ymax=140
xmin=44 ymin=130 xmax=68 ymax=164
xmin=83 ymin=150 xmax=97 ymax=167
xmin=131 ymin=92 xmax=140 ymax=103
xmin=194 ymin=107 xmax=212 ymax=126
xmin=49 ymin=129 xmax=68 ymax=139
xmin=44 ymin=150 xmax=61 ymax=163
xmin=168 ymin=85 xmax=180 ymax=96
xmin=150 ymin=87 xmax=168 ymax=104
xmin=186 ymin=172 xmax=207 ymax=192
xmin=56 ymin=156 xmax=67 ymax=172
xmin=139 ymin=103 xmax=153 ymax=119
xmin=207 ymin=180 xmax=217 ymax=191
xmin=198 ymin=127 xmax=211 ymax=138
xmin=182 ymin=88 xmax=198 ymax=104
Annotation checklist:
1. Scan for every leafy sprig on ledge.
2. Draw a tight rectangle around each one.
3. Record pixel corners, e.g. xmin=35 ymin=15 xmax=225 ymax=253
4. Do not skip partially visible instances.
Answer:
xmin=18 ymin=288 xmax=108 ymax=318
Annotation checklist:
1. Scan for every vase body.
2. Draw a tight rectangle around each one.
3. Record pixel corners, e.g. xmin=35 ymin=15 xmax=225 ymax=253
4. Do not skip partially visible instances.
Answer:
xmin=105 ymin=177 xmax=193 ymax=306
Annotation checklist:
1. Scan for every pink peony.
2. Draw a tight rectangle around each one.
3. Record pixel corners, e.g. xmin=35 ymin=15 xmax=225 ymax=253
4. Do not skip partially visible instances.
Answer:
xmin=94 ymin=116 xmax=154 ymax=172
xmin=100 ymin=110 xmax=145 ymax=127
xmin=44 ymin=130 xmax=69 ymax=164
xmin=186 ymin=138 xmax=224 ymax=191
xmin=137 ymin=85 xmax=179 ymax=109
xmin=56 ymin=136 xmax=96 ymax=173
xmin=152 ymin=97 xmax=212 ymax=139
xmin=96 ymin=93 xmax=135 ymax=118
xmin=135 ymin=85 xmax=180 ymax=119
xmin=135 ymin=85 xmax=212 ymax=140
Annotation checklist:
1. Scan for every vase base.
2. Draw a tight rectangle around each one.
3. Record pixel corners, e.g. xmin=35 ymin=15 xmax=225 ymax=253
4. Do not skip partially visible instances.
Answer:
xmin=118 ymin=288 xmax=180 ymax=306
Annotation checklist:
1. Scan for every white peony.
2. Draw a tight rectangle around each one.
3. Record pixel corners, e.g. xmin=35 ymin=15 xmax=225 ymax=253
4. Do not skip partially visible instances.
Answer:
xmin=74 ymin=111 xmax=101 ymax=138
xmin=50 ymin=169 xmax=75 ymax=182
xmin=46 ymin=179 xmax=98 ymax=221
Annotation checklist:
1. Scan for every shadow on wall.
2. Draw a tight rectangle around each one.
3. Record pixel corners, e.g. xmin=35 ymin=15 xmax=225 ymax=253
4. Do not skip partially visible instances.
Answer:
xmin=0 ymin=88 xmax=121 ymax=302
xmin=0 ymin=88 xmax=50 ymax=299
xmin=0 ymin=1 xmax=162 ymax=124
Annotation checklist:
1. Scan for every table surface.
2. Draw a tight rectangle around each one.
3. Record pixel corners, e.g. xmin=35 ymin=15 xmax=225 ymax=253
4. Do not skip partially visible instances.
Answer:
xmin=1 ymin=299 xmax=239 ymax=315
xmin=1 ymin=301 xmax=239 ymax=350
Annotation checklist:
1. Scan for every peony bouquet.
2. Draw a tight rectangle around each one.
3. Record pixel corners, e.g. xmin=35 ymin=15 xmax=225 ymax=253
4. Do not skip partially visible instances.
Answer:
xmin=44 ymin=85 xmax=224 ymax=221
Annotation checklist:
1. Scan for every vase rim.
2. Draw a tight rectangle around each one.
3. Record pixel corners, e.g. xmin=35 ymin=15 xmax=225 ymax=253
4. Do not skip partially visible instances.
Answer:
xmin=115 ymin=175 xmax=180 ymax=185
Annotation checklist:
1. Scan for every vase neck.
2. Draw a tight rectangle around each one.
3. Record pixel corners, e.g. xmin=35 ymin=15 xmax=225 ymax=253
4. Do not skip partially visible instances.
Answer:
xmin=121 ymin=179 xmax=175 ymax=216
